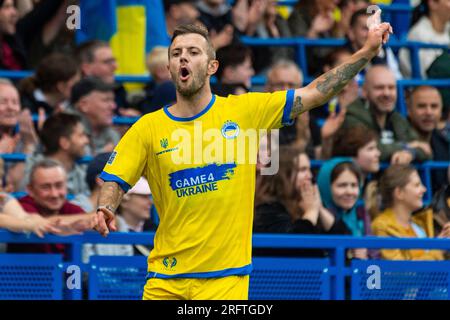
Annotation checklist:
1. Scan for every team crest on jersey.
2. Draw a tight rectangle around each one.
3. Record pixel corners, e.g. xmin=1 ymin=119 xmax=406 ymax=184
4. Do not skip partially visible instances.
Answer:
xmin=221 ymin=120 xmax=240 ymax=139
xmin=160 ymin=138 xmax=169 ymax=149
xmin=163 ymin=257 xmax=177 ymax=270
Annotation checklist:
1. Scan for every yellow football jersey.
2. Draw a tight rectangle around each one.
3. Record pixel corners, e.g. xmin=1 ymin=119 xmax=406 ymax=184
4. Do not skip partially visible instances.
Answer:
xmin=100 ymin=89 xmax=295 ymax=278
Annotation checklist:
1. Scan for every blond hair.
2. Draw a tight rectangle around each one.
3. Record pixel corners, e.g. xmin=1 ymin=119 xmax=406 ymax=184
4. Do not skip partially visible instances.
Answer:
xmin=146 ymin=46 xmax=169 ymax=77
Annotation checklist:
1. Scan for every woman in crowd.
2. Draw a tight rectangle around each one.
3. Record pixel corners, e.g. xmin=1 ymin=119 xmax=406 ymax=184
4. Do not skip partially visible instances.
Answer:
xmin=372 ymin=164 xmax=450 ymax=260
xmin=19 ymin=52 xmax=80 ymax=115
xmin=399 ymin=0 xmax=450 ymax=78
xmin=317 ymin=157 xmax=371 ymax=259
xmin=255 ymin=146 xmax=349 ymax=235
xmin=331 ymin=126 xmax=382 ymax=218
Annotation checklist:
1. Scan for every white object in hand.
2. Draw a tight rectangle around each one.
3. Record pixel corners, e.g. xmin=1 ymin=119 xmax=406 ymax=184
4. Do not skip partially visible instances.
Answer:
xmin=367 ymin=7 xmax=382 ymax=30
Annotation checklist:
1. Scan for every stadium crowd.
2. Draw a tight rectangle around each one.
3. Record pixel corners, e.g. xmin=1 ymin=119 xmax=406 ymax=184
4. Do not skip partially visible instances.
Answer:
xmin=0 ymin=0 xmax=449 ymax=262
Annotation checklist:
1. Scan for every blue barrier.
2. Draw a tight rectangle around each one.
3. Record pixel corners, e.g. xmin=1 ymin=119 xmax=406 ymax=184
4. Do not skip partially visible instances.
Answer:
xmin=1 ymin=231 xmax=450 ymax=300
xmin=240 ymin=36 xmax=449 ymax=80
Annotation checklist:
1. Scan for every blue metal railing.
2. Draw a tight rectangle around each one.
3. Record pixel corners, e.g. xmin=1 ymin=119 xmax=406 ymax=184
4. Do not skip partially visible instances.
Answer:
xmin=1 ymin=230 xmax=450 ymax=300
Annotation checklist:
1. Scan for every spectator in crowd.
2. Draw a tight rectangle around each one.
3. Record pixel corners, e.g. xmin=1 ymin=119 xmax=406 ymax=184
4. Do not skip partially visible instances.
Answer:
xmin=265 ymin=60 xmax=321 ymax=159
xmin=399 ymin=0 xmax=450 ymax=78
xmin=19 ymin=52 xmax=80 ymax=115
xmin=8 ymin=159 xmax=98 ymax=258
xmin=255 ymin=146 xmax=348 ymax=235
xmin=244 ymin=0 xmax=294 ymax=74
xmin=0 ymin=0 xmax=64 ymax=70
xmin=254 ymin=146 xmax=350 ymax=257
xmin=0 ymin=156 xmax=60 ymax=237
xmin=165 ymin=0 xmax=200 ymax=38
xmin=15 ymin=113 xmax=90 ymax=195
xmin=342 ymin=65 xmax=431 ymax=164
xmin=138 ymin=46 xmax=176 ymax=114
xmin=407 ymin=86 xmax=450 ymax=191
xmin=317 ymin=158 xmax=370 ymax=259
xmin=372 ymin=164 xmax=450 ymax=260
xmin=331 ymin=126 xmax=381 ymax=219
xmin=196 ymin=0 xmax=242 ymax=49
xmin=331 ymin=126 xmax=381 ymax=179
xmin=336 ymin=0 xmax=370 ymax=37
xmin=316 ymin=48 xmax=358 ymax=157
xmin=26 ymin=0 xmax=77 ymax=68
xmin=0 ymin=78 xmax=39 ymax=156
xmin=213 ymin=43 xmax=254 ymax=94
xmin=69 ymin=77 xmax=120 ymax=156
xmin=76 ymin=40 xmax=133 ymax=115
xmin=345 ymin=8 xmax=402 ymax=80
xmin=320 ymin=48 xmax=359 ymax=117
xmin=288 ymin=0 xmax=339 ymax=76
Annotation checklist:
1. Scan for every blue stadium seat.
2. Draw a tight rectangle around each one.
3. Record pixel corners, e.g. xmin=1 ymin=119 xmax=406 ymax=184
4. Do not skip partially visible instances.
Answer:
xmin=351 ymin=259 xmax=450 ymax=300
xmin=0 ymin=254 xmax=63 ymax=300
xmin=249 ymin=257 xmax=331 ymax=300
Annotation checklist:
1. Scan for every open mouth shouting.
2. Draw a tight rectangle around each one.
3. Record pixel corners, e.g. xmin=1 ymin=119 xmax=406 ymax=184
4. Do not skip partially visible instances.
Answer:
xmin=180 ymin=66 xmax=191 ymax=82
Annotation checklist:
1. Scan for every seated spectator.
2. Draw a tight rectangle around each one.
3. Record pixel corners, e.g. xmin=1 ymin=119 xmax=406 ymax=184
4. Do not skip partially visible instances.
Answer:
xmin=342 ymin=65 xmax=431 ymax=164
xmin=137 ymin=46 xmax=176 ymax=114
xmin=0 ymin=78 xmax=39 ymax=155
xmin=407 ymin=86 xmax=450 ymax=192
xmin=76 ymin=40 xmax=134 ymax=115
xmin=331 ymin=126 xmax=382 ymax=219
xmin=19 ymin=53 xmax=80 ymax=115
xmin=316 ymin=48 xmax=359 ymax=119
xmin=345 ymin=8 xmax=402 ymax=80
xmin=264 ymin=60 xmax=321 ymax=159
xmin=165 ymin=0 xmax=200 ymax=38
xmin=196 ymin=0 xmax=241 ymax=50
xmin=213 ymin=43 xmax=254 ymax=93
xmin=0 ymin=0 xmax=63 ymax=70
xmin=288 ymin=0 xmax=339 ymax=76
xmin=69 ymin=77 xmax=120 ymax=156
xmin=7 ymin=159 xmax=97 ymax=258
xmin=336 ymin=0 xmax=370 ymax=37
xmin=317 ymin=157 xmax=371 ymax=259
xmin=15 ymin=113 xmax=89 ymax=195
xmin=245 ymin=0 xmax=294 ymax=74
xmin=254 ymin=146 xmax=345 ymax=256
xmin=399 ymin=0 xmax=450 ymax=78
xmin=372 ymin=164 xmax=450 ymax=260
xmin=0 ymin=192 xmax=59 ymax=237
xmin=331 ymin=126 xmax=381 ymax=179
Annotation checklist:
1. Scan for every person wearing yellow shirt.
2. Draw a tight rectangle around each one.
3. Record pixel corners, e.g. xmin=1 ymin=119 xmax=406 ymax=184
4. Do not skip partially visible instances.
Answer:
xmin=372 ymin=164 xmax=450 ymax=260
xmin=94 ymin=19 xmax=393 ymax=300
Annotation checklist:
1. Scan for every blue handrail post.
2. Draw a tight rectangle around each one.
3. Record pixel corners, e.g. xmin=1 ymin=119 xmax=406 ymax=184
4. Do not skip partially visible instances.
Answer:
xmin=66 ymin=240 xmax=83 ymax=300
xmin=423 ymin=163 xmax=433 ymax=204
xmin=410 ymin=45 xmax=421 ymax=78
xmin=297 ymin=41 xmax=308 ymax=81
xmin=397 ymin=81 xmax=406 ymax=115
xmin=330 ymin=246 xmax=346 ymax=300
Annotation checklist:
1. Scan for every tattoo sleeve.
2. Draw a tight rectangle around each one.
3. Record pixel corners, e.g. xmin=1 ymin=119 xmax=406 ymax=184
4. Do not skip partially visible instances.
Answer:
xmin=97 ymin=181 xmax=125 ymax=212
xmin=290 ymin=56 xmax=369 ymax=118
xmin=316 ymin=58 xmax=368 ymax=96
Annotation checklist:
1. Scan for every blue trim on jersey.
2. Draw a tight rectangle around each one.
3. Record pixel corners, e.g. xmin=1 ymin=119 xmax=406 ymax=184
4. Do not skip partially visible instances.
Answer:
xmin=164 ymin=95 xmax=216 ymax=122
xmin=145 ymin=264 xmax=252 ymax=280
xmin=99 ymin=171 xmax=132 ymax=193
xmin=282 ymin=89 xmax=295 ymax=126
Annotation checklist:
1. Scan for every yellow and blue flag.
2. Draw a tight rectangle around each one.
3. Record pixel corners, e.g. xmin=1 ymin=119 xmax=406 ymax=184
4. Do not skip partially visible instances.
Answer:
xmin=78 ymin=0 xmax=170 ymax=76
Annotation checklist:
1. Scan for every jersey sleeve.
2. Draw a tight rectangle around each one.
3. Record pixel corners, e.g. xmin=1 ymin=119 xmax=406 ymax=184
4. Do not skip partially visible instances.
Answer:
xmin=243 ymin=89 xmax=295 ymax=130
xmin=99 ymin=123 xmax=149 ymax=192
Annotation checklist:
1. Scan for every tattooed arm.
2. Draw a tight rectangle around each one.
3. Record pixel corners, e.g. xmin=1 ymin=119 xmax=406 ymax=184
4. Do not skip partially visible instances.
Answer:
xmin=291 ymin=21 xmax=393 ymax=118
xmin=95 ymin=181 xmax=125 ymax=236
